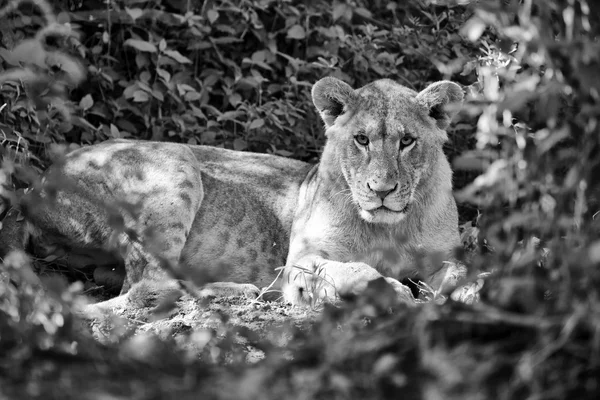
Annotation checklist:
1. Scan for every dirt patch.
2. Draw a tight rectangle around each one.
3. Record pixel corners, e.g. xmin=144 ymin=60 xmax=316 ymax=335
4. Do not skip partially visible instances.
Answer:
xmin=83 ymin=294 xmax=320 ymax=363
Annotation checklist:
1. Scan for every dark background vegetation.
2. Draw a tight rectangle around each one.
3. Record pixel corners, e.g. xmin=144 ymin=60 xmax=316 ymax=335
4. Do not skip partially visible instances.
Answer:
xmin=1 ymin=0 xmax=600 ymax=398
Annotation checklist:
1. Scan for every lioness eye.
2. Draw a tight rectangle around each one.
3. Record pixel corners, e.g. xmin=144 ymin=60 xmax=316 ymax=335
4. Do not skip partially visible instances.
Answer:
xmin=400 ymin=136 xmax=415 ymax=148
xmin=354 ymin=134 xmax=369 ymax=146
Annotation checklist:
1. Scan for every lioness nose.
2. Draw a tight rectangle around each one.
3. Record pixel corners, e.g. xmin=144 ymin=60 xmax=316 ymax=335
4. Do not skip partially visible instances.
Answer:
xmin=368 ymin=183 xmax=398 ymax=200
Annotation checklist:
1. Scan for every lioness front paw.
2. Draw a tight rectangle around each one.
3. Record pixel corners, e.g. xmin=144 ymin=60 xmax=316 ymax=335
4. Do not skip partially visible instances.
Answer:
xmin=282 ymin=257 xmax=417 ymax=306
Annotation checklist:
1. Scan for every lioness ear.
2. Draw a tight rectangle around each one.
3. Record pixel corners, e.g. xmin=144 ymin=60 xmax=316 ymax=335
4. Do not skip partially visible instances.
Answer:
xmin=416 ymin=81 xmax=464 ymax=129
xmin=312 ymin=77 xmax=356 ymax=128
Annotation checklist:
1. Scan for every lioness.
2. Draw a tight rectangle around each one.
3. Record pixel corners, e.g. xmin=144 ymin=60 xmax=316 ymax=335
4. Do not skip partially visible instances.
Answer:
xmin=0 ymin=77 xmax=464 ymax=312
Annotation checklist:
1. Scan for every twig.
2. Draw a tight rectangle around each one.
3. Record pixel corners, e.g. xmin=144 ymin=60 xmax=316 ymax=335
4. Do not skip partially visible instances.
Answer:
xmin=441 ymin=303 xmax=565 ymax=329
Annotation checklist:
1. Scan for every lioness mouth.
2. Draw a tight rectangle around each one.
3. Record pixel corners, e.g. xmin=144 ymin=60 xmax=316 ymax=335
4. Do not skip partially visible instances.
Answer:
xmin=376 ymin=204 xmax=410 ymax=214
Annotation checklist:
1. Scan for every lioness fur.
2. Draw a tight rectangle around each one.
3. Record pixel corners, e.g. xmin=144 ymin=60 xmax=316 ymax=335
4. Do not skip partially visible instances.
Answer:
xmin=0 ymin=77 xmax=464 ymax=312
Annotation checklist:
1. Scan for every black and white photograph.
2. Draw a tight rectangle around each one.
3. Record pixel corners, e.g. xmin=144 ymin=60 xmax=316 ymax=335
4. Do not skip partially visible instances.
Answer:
xmin=0 ymin=0 xmax=598 ymax=398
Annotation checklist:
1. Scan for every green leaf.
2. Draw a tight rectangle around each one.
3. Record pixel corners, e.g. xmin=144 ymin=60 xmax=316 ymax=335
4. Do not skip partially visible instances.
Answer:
xmin=164 ymin=50 xmax=192 ymax=64
xmin=287 ymin=25 xmax=306 ymax=40
xmin=125 ymin=39 xmax=157 ymax=53
xmin=79 ymin=94 xmax=93 ymax=111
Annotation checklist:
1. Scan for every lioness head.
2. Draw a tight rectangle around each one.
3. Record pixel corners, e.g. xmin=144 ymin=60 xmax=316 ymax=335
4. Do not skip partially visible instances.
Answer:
xmin=312 ymin=78 xmax=463 ymax=224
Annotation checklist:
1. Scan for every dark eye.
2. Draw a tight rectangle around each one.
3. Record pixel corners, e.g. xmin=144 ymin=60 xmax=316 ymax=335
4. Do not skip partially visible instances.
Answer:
xmin=400 ymin=136 xmax=415 ymax=148
xmin=354 ymin=134 xmax=369 ymax=146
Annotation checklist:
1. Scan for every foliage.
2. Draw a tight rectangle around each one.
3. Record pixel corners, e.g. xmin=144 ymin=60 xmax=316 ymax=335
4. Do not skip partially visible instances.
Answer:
xmin=1 ymin=0 xmax=600 ymax=399
xmin=0 ymin=0 xmax=475 ymax=164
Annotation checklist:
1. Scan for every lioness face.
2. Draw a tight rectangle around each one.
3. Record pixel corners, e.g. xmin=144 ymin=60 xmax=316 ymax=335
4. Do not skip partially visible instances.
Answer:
xmin=312 ymin=78 xmax=463 ymax=225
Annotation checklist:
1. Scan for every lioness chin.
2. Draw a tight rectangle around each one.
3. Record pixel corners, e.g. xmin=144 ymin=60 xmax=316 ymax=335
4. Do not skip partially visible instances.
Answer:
xmin=0 ymin=77 xmax=464 ymax=314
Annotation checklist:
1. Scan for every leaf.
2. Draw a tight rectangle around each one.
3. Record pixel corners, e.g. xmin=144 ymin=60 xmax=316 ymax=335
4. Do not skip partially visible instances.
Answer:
xmin=287 ymin=25 xmax=306 ymax=40
xmin=124 ymin=39 xmax=157 ymax=53
xmin=177 ymin=83 xmax=196 ymax=94
xmin=137 ymin=81 xmax=152 ymax=93
xmin=251 ymin=50 xmax=265 ymax=63
xmin=125 ymin=7 xmax=143 ymax=21
xmin=275 ymin=149 xmax=293 ymax=157
xmin=184 ymin=91 xmax=202 ymax=101
xmin=332 ymin=3 xmax=348 ymax=21
xmin=207 ymin=10 xmax=219 ymax=24
xmin=189 ymin=41 xmax=211 ymax=50
xmin=354 ymin=7 xmax=372 ymax=19
xmin=191 ymin=105 xmax=206 ymax=120
xmin=133 ymin=90 xmax=150 ymax=102
xmin=159 ymin=39 xmax=167 ymax=52
xmin=237 ymin=77 xmax=260 ymax=89
xmin=461 ymin=17 xmax=486 ymax=42
xmin=110 ymin=124 xmax=120 ymax=138
xmin=212 ymin=37 xmax=242 ymax=45
xmin=164 ymin=50 xmax=192 ymax=64
xmin=228 ymin=93 xmax=242 ymax=107
xmin=79 ymin=94 xmax=93 ymax=111
xmin=254 ymin=61 xmax=273 ymax=71
xmin=249 ymin=118 xmax=264 ymax=130
xmin=589 ymin=241 xmax=600 ymax=263
xmin=156 ymin=68 xmax=171 ymax=83
xmin=152 ymin=90 xmax=164 ymax=102
xmin=201 ymin=130 xmax=216 ymax=142
xmin=218 ymin=110 xmax=244 ymax=121
xmin=123 ymin=83 xmax=140 ymax=99
xmin=233 ymin=138 xmax=247 ymax=151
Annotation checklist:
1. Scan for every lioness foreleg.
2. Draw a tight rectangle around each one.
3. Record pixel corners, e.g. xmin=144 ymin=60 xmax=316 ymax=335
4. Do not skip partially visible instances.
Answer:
xmin=281 ymin=256 xmax=415 ymax=306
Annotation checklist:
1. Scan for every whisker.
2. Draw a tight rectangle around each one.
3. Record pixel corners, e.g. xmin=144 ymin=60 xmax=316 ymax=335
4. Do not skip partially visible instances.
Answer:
xmin=330 ymin=188 xmax=352 ymax=200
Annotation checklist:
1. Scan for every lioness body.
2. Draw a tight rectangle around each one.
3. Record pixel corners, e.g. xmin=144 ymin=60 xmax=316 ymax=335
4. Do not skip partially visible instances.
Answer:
xmin=1 ymin=78 xmax=465 ymax=309
xmin=24 ymin=140 xmax=311 ymax=288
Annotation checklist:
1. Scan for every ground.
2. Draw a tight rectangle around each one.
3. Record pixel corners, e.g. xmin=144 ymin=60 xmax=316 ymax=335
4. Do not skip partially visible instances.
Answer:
xmin=84 ymin=293 xmax=319 ymax=363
